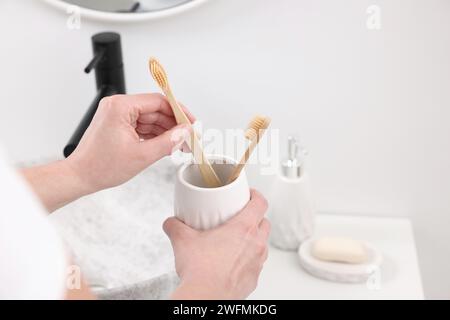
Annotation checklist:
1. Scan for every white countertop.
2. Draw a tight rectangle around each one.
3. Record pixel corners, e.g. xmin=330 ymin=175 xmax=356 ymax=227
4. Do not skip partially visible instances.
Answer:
xmin=250 ymin=214 xmax=424 ymax=300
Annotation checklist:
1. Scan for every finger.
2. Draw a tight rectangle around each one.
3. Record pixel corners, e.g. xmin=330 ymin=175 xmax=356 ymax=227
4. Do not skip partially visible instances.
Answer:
xmin=128 ymin=93 xmax=176 ymax=117
xmin=163 ymin=217 xmax=195 ymax=241
xmin=258 ymin=218 xmax=271 ymax=238
xmin=139 ymin=101 xmax=196 ymax=125
xmin=139 ymin=124 xmax=191 ymax=164
xmin=137 ymin=112 xmax=177 ymax=129
xmin=128 ymin=93 xmax=196 ymax=123
xmin=234 ymin=189 xmax=268 ymax=225
xmin=136 ymin=123 xmax=167 ymax=136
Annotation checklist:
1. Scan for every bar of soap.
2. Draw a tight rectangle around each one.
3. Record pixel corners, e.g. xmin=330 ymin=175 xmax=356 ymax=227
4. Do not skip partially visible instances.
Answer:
xmin=311 ymin=237 xmax=368 ymax=264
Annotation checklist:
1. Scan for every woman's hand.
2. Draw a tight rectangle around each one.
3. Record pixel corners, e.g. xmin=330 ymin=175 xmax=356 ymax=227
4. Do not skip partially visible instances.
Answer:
xmin=22 ymin=93 xmax=194 ymax=212
xmin=164 ymin=189 xmax=270 ymax=300
xmin=67 ymin=93 xmax=194 ymax=194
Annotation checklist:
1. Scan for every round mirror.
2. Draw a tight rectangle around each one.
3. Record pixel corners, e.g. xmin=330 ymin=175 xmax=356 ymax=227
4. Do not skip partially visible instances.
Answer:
xmin=43 ymin=0 xmax=210 ymax=22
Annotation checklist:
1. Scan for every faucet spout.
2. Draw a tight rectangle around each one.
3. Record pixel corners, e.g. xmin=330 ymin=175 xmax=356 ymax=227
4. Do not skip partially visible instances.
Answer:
xmin=84 ymin=48 xmax=105 ymax=74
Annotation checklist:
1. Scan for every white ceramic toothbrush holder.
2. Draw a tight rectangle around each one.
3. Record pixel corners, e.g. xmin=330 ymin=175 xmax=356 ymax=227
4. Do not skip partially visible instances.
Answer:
xmin=174 ymin=155 xmax=250 ymax=230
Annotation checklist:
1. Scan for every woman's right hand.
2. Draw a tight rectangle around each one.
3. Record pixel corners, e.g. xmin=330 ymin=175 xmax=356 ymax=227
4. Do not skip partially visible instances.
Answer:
xmin=163 ymin=189 xmax=270 ymax=300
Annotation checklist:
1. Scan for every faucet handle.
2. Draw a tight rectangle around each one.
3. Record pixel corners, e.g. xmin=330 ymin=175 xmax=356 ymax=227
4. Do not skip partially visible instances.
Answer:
xmin=84 ymin=49 xmax=105 ymax=74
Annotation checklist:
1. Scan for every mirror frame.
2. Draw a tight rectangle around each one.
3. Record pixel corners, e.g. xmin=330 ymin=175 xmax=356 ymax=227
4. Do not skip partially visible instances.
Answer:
xmin=42 ymin=0 xmax=210 ymax=22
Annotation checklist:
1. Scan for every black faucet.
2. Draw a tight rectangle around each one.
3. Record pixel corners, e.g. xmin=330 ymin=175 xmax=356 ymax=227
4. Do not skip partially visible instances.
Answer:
xmin=63 ymin=32 xmax=126 ymax=158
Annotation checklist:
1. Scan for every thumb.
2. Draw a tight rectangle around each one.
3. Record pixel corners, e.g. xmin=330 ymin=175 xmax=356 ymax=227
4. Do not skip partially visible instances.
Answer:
xmin=163 ymin=217 xmax=194 ymax=241
xmin=140 ymin=124 xmax=191 ymax=164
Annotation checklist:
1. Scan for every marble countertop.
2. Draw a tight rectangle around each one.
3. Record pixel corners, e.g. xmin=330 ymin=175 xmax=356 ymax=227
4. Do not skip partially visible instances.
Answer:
xmin=50 ymin=158 xmax=180 ymax=299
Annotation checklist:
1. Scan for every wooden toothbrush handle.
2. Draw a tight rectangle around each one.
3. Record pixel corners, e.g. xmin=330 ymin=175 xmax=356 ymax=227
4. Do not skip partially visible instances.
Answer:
xmin=227 ymin=139 xmax=258 ymax=184
xmin=190 ymin=137 xmax=223 ymax=188
xmin=164 ymin=90 xmax=191 ymax=125
xmin=164 ymin=90 xmax=222 ymax=188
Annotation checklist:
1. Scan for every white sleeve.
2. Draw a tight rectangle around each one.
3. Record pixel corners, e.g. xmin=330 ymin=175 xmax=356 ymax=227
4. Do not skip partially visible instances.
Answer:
xmin=0 ymin=148 xmax=68 ymax=299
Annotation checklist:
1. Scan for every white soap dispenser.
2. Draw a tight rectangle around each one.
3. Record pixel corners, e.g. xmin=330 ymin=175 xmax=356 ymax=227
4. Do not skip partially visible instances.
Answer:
xmin=268 ymin=136 xmax=315 ymax=251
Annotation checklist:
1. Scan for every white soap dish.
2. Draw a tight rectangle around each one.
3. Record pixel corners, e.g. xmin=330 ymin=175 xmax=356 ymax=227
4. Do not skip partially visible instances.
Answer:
xmin=298 ymin=238 xmax=383 ymax=283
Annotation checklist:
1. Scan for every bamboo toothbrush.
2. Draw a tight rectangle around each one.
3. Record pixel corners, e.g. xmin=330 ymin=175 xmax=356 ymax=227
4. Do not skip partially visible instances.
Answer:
xmin=227 ymin=116 xmax=271 ymax=184
xmin=149 ymin=57 xmax=222 ymax=188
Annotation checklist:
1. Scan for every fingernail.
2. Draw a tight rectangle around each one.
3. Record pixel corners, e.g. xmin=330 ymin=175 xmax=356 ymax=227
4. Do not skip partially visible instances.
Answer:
xmin=171 ymin=125 xmax=191 ymax=151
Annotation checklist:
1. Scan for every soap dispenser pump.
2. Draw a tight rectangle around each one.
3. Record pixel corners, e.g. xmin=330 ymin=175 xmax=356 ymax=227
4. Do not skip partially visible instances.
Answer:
xmin=268 ymin=136 xmax=315 ymax=251
xmin=282 ymin=136 xmax=302 ymax=178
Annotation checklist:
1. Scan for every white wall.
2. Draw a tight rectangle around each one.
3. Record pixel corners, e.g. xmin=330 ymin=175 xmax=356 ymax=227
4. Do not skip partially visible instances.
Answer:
xmin=1 ymin=0 xmax=449 ymax=298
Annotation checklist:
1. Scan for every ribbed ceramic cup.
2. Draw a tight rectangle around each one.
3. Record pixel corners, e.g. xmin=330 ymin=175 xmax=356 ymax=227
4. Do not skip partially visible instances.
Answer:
xmin=174 ymin=155 xmax=250 ymax=230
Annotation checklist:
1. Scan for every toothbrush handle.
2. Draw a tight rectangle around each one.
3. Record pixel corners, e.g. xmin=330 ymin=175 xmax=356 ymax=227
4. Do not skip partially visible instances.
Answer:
xmin=164 ymin=89 xmax=223 ymax=188
xmin=164 ymin=89 xmax=192 ymax=125
xmin=227 ymin=138 xmax=258 ymax=184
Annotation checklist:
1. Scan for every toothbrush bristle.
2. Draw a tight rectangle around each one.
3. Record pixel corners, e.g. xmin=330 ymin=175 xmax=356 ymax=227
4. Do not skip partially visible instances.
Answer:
xmin=149 ymin=58 xmax=168 ymax=89
xmin=245 ymin=116 xmax=271 ymax=140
